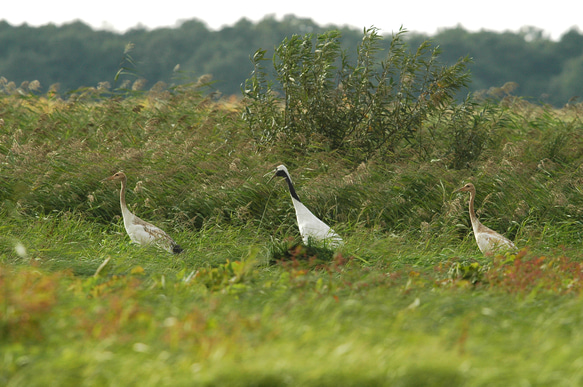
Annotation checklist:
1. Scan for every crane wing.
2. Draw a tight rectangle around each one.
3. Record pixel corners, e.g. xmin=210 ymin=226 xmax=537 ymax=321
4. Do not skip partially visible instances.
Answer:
xmin=476 ymin=230 xmax=515 ymax=254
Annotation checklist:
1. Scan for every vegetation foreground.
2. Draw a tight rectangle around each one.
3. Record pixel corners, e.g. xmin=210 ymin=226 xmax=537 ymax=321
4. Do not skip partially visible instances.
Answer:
xmin=2 ymin=53 xmax=583 ymax=384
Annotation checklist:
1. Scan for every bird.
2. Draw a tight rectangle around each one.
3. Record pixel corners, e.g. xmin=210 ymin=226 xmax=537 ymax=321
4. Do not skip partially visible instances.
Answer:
xmin=269 ymin=165 xmax=342 ymax=248
xmin=103 ymin=171 xmax=183 ymax=254
xmin=455 ymin=182 xmax=516 ymax=254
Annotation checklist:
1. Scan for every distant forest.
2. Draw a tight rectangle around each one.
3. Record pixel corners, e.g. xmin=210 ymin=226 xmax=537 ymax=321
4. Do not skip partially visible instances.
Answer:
xmin=1 ymin=15 xmax=582 ymax=106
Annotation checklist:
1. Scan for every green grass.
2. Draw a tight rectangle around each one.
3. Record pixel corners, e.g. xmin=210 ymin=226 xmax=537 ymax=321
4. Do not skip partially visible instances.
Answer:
xmin=2 ymin=88 xmax=583 ymax=386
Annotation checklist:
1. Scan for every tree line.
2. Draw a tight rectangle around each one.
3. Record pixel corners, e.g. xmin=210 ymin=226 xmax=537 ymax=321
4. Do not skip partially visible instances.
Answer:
xmin=1 ymin=15 xmax=582 ymax=106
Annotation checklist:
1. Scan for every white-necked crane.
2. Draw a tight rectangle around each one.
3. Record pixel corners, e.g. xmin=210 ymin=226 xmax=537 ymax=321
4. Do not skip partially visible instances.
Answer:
xmin=269 ymin=165 xmax=342 ymax=248
xmin=103 ymin=171 xmax=183 ymax=254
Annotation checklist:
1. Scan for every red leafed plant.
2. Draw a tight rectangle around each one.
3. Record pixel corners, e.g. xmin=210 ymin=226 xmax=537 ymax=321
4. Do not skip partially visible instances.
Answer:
xmin=485 ymin=250 xmax=583 ymax=295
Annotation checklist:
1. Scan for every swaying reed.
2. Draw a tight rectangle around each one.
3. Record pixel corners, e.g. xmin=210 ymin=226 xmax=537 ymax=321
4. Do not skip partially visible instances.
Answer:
xmin=2 ymin=65 xmax=583 ymax=385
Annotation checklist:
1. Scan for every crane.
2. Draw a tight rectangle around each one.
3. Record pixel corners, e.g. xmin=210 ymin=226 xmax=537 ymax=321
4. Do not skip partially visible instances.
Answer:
xmin=269 ymin=165 xmax=342 ymax=248
xmin=103 ymin=171 xmax=183 ymax=254
xmin=456 ymin=182 xmax=516 ymax=254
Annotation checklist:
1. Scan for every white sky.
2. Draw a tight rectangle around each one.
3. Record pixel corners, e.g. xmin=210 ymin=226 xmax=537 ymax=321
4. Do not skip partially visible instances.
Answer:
xmin=2 ymin=1 xmax=581 ymax=41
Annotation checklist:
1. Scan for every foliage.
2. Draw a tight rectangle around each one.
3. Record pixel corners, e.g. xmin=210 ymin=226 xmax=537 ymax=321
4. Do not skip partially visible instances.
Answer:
xmin=425 ymin=97 xmax=505 ymax=168
xmin=268 ymin=239 xmax=338 ymax=265
xmin=240 ymin=49 xmax=282 ymax=143
xmin=2 ymin=78 xmax=583 ymax=385
xmin=2 ymin=18 xmax=583 ymax=106
xmin=243 ymin=27 xmax=472 ymax=160
xmin=0 ymin=265 xmax=62 ymax=341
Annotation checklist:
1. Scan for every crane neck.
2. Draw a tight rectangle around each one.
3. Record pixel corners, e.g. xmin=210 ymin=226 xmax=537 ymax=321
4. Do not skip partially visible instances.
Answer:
xmin=468 ymin=189 xmax=480 ymax=230
xmin=283 ymin=174 xmax=301 ymax=203
xmin=119 ymin=176 xmax=132 ymax=219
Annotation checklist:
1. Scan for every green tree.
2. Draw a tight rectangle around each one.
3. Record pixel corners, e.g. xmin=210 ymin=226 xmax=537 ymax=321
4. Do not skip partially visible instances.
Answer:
xmin=243 ymin=27 xmax=472 ymax=160
xmin=549 ymin=55 xmax=583 ymax=104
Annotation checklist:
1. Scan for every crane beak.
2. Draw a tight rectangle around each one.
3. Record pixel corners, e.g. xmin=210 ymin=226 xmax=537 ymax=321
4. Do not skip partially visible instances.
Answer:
xmin=265 ymin=168 xmax=277 ymax=183
xmin=101 ymin=175 xmax=115 ymax=182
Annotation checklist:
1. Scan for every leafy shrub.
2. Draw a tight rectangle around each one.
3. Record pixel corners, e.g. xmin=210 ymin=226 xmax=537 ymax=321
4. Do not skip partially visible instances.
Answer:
xmin=243 ymin=27 xmax=472 ymax=161
xmin=428 ymin=98 xmax=504 ymax=169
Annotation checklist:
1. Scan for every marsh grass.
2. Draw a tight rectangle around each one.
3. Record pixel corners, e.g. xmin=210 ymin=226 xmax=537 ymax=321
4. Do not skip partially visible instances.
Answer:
xmin=2 ymin=85 xmax=583 ymax=385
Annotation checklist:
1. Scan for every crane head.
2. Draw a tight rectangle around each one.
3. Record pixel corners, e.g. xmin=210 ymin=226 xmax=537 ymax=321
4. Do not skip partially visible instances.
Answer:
xmin=102 ymin=171 xmax=127 ymax=182
xmin=455 ymin=182 xmax=475 ymax=193
xmin=268 ymin=165 xmax=290 ymax=183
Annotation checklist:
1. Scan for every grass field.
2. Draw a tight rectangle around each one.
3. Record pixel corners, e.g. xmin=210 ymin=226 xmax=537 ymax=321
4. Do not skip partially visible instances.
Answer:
xmin=2 ymin=83 xmax=583 ymax=386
